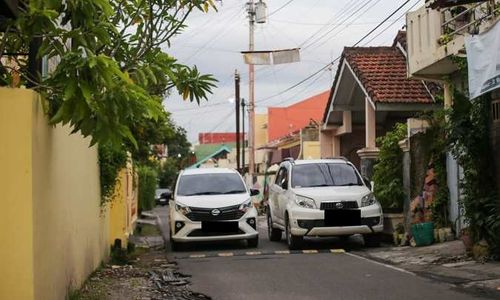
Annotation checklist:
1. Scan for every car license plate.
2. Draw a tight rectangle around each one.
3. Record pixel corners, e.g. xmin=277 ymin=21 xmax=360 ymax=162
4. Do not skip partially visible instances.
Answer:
xmin=201 ymin=221 xmax=239 ymax=233
xmin=324 ymin=209 xmax=361 ymax=227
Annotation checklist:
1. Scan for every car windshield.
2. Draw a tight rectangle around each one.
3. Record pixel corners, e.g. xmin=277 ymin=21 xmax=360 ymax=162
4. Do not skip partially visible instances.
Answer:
xmin=177 ymin=173 xmax=247 ymax=196
xmin=291 ymin=163 xmax=363 ymax=188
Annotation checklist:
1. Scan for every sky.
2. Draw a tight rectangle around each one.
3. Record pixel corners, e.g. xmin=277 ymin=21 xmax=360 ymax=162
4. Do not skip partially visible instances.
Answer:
xmin=163 ymin=0 xmax=424 ymax=144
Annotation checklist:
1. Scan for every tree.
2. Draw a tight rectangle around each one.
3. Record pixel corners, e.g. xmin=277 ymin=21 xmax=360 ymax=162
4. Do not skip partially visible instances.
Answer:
xmin=0 ymin=0 xmax=218 ymax=147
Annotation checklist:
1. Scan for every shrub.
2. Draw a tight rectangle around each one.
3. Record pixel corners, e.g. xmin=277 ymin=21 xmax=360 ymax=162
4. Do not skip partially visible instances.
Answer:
xmin=137 ymin=164 xmax=158 ymax=212
xmin=372 ymin=123 xmax=407 ymax=211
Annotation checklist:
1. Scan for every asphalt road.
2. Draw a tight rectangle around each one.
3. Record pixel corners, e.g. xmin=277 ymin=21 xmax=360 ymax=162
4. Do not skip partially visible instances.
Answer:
xmin=154 ymin=206 xmax=484 ymax=300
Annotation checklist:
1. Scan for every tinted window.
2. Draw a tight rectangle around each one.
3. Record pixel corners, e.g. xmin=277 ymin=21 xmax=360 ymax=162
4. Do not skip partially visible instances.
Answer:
xmin=291 ymin=163 xmax=362 ymax=188
xmin=177 ymin=173 xmax=247 ymax=196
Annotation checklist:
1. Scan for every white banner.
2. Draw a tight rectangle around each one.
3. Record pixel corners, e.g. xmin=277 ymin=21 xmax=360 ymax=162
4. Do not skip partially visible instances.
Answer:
xmin=465 ymin=21 xmax=500 ymax=99
xmin=242 ymin=48 xmax=300 ymax=65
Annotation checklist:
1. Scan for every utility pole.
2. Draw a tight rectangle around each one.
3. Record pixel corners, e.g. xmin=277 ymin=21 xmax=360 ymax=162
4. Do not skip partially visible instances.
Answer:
xmin=235 ymin=70 xmax=241 ymax=173
xmin=247 ymin=0 xmax=256 ymax=180
xmin=241 ymin=98 xmax=246 ymax=174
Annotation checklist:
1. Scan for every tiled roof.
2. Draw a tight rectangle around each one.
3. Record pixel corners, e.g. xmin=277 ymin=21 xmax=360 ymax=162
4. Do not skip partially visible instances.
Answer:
xmin=343 ymin=46 xmax=433 ymax=104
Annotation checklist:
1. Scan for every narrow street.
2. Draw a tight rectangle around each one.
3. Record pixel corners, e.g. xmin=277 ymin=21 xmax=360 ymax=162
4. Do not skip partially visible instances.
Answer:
xmin=154 ymin=207 xmax=486 ymax=300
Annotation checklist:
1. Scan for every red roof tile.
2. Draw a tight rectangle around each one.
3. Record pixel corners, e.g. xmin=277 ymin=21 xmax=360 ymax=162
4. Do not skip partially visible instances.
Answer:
xmin=343 ymin=46 xmax=433 ymax=104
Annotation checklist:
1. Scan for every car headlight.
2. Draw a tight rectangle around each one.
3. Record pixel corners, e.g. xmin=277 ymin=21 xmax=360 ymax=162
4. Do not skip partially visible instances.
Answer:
xmin=361 ymin=193 xmax=377 ymax=207
xmin=295 ymin=195 xmax=317 ymax=209
xmin=175 ymin=203 xmax=191 ymax=215
xmin=239 ymin=199 xmax=253 ymax=212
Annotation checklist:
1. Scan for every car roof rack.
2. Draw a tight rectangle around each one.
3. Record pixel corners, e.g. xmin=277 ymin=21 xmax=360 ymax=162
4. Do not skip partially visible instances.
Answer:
xmin=282 ymin=157 xmax=295 ymax=164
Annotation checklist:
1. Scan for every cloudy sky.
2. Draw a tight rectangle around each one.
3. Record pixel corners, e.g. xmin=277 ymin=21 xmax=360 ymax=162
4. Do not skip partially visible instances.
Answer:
xmin=163 ymin=0 xmax=424 ymax=143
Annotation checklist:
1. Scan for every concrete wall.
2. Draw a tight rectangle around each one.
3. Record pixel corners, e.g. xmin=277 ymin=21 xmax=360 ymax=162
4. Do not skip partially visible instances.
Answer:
xmin=303 ymin=141 xmax=321 ymax=159
xmin=109 ymin=160 xmax=138 ymax=248
xmin=255 ymin=114 xmax=268 ymax=148
xmin=0 ymin=88 xmax=109 ymax=299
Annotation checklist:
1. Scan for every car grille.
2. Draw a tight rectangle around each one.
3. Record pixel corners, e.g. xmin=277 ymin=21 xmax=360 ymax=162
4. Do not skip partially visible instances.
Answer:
xmin=186 ymin=205 xmax=245 ymax=221
xmin=320 ymin=201 xmax=358 ymax=210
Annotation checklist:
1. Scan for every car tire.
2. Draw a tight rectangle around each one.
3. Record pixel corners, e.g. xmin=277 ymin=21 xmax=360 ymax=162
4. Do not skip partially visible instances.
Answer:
xmin=170 ymin=240 xmax=181 ymax=251
xmin=363 ymin=233 xmax=381 ymax=247
xmin=247 ymin=237 xmax=259 ymax=248
xmin=286 ymin=215 xmax=303 ymax=250
xmin=267 ymin=210 xmax=282 ymax=241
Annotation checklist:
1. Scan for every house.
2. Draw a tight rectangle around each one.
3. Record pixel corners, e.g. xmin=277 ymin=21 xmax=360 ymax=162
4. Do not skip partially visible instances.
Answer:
xmin=321 ymin=32 xmax=437 ymax=178
xmin=406 ymin=0 xmax=500 ymax=233
xmin=257 ymin=90 xmax=329 ymax=165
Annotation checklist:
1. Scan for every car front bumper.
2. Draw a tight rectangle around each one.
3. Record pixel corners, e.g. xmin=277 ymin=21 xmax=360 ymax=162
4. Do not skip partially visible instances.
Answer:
xmin=288 ymin=204 xmax=383 ymax=236
xmin=171 ymin=209 xmax=259 ymax=243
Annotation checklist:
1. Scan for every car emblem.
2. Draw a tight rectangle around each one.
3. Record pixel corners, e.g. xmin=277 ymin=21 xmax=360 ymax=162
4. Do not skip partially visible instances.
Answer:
xmin=335 ymin=202 xmax=344 ymax=209
xmin=211 ymin=209 xmax=221 ymax=216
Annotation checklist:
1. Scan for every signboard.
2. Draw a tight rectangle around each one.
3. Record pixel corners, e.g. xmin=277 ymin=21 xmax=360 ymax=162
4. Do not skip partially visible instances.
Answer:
xmin=465 ymin=22 xmax=500 ymax=99
xmin=242 ymin=48 xmax=300 ymax=65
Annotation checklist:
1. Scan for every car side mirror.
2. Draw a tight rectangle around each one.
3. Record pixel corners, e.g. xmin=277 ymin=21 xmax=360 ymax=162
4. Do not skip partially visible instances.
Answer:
xmin=250 ymin=188 xmax=260 ymax=196
xmin=281 ymin=180 xmax=288 ymax=190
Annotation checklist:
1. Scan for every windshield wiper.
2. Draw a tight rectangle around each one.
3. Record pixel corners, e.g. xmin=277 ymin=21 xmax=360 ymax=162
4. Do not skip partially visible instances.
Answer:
xmin=305 ymin=184 xmax=332 ymax=187
xmin=222 ymin=190 xmax=246 ymax=194
xmin=335 ymin=183 xmax=362 ymax=186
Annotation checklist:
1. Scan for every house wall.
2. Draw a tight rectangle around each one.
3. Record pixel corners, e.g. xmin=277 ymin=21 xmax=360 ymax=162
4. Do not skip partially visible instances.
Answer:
xmin=340 ymin=128 xmax=365 ymax=168
xmin=255 ymin=114 xmax=268 ymax=148
xmin=0 ymin=88 xmax=109 ymax=299
xmin=109 ymin=162 xmax=138 ymax=248
xmin=303 ymin=141 xmax=321 ymax=159
xmin=0 ymin=88 xmax=36 ymax=300
xmin=268 ymin=91 xmax=329 ymax=141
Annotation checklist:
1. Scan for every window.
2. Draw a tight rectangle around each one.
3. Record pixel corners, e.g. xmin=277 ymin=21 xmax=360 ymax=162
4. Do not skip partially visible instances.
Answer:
xmin=177 ymin=173 xmax=246 ymax=196
xmin=291 ymin=163 xmax=362 ymax=188
xmin=275 ymin=167 xmax=288 ymax=189
xmin=492 ymin=100 xmax=500 ymax=122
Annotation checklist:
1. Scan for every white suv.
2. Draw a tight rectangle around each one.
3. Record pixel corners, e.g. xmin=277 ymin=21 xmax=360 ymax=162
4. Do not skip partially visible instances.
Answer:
xmin=267 ymin=158 xmax=383 ymax=249
xmin=169 ymin=168 xmax=259 ymax=250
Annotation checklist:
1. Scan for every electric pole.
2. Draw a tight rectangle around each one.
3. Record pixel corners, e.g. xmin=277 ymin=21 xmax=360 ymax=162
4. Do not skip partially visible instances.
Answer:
xmin=241 ymin=98 xmax=246 ymax=174
xmin=235 ymin=70 xmax=241 ymax=173
xmin=247 ymin=0 xmax=256 ymax=181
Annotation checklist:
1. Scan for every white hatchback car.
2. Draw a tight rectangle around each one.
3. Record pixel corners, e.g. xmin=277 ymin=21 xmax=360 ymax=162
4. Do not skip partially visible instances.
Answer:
xmin=267 ymin=158 xmax=383 ymax=249
xmin=169 ymin=168 xmax=259 ymax=250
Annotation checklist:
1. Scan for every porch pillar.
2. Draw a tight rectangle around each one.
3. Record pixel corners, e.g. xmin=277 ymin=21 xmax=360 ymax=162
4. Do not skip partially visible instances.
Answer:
xmin=357 ymin=98 xmax=379 ymax=179
xmin=320 ymin=130 xmax=333 ymax=158
xmin=332 ymin=136 xmax=341 ymax=157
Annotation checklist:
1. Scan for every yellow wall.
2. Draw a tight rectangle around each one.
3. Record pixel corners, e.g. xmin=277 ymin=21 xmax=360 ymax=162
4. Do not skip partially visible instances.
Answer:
xmin=303 ymin=141 xmax=321 ymax=159
xmin=255 ymin=114 xmax=268 ymax=148
xmin=109 ymin=161 xmax=138 ymax=247
xmin=0 ymin=88 xmax=109 ymax=300
xmin=0 ymin=88 xmax=35 ymax=300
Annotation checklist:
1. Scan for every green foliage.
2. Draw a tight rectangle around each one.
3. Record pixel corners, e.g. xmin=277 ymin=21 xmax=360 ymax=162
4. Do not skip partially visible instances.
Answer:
xmin=373 ymin=123 xmax=407 ymax=211
xmin=98 ymin=143 xmax=127 ymax=206
xmin=422 ymin=109 xmax=450 ymax=228
xmin=158 ymin=158 xmax=179 ymax=189
xmin=1 ymin=0 xmax=218 ymax=147
xmin=137 ymin=164 xmax=158 ymax=212
xmin=447 ymin=91 xmax=500 ymax=253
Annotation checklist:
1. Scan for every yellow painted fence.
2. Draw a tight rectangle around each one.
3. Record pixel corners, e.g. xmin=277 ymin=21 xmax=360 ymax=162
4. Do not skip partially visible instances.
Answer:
xmin=0 ymin=88 xmax=137 ymax=299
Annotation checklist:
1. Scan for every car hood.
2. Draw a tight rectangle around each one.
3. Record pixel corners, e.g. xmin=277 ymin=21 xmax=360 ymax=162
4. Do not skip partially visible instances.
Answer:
xmin=175 ymin=193 xmax=250 ymax=208
xmin=292 ymin=186 xmax=371 ymax=206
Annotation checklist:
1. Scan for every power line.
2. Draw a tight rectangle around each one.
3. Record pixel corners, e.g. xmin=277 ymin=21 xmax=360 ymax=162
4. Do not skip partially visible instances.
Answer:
xmin=267 ymin=0 xmax=296 ymax=18
xmin=256 ymin=0 xmax=412 ymax=104
xmin=303 ymin=0 xmax=383 ymax=51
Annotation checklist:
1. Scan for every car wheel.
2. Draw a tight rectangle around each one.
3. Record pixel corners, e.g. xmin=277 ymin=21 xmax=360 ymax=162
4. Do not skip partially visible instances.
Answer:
xmin=247 ymin=237 xmax=259 ymax=248
xmin=285 ymin=215 xmax=303 ymax=250
xmin=267 ymin=210 xmax=282 ymax=241
xmin=363 ymin=233 xmax=381 ymax=247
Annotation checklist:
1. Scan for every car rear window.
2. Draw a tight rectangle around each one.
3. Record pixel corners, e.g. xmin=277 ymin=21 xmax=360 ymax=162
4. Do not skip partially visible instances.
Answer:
xmin=177 ymin=173 xmax=247 ymax=196
xmin=291 ymin=163 xmax=362 ymax=188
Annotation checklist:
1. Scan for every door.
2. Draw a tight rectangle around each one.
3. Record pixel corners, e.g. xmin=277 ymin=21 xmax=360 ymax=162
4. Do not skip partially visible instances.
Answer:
xmin=270 ymin=167 xmax=286 ymax=225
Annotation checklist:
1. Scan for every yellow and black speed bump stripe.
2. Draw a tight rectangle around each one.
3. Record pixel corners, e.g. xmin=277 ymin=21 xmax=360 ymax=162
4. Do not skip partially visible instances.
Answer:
xmin=175 ymin=249 xmax=346 ymax=260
